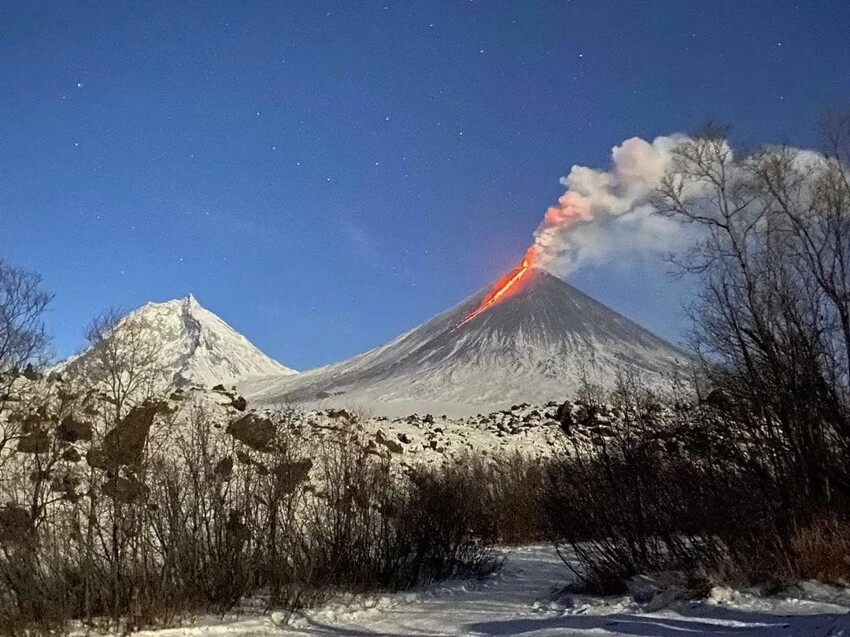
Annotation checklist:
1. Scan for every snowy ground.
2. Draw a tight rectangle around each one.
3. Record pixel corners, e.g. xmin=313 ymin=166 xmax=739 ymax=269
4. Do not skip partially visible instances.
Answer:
xmin=122 ymin=546 xmax=850 ymax=637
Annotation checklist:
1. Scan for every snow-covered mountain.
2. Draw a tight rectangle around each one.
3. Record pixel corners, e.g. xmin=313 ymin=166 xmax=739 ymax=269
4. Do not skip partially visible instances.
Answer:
xmin=58 ymin=295 xmax=296 ymax=390
xmin=241 ymin=268 xmax=689 ymax=416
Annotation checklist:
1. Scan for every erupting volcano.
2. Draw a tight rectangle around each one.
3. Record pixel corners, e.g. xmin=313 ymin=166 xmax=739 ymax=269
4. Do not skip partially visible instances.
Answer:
xmin=459 ymin=249 xmax=536 ymax=326
xmin=241 ymin=262 xmax=689 ymax=417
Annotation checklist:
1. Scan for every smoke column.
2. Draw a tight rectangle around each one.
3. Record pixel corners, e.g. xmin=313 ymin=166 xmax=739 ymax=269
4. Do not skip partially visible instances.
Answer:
xmin=528 ymin=135 xmax=689 ymax=275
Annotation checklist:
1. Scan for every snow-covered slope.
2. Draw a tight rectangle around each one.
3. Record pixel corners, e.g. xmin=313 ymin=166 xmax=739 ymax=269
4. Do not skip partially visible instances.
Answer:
xmin=242 ymin=268 xmax=688 ymax=416
xmin=58 ymin=295 xmax=296 ymax=390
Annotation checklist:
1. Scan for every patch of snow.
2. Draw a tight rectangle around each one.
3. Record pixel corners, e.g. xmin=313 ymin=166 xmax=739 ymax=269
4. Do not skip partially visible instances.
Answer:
xmin=112 ymin=545 xmax=850 ymax=637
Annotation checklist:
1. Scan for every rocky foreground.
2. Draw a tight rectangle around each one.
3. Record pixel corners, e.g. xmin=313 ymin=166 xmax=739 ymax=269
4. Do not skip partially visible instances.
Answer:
xmin=1 ymin=367 xmax=692 ymax=483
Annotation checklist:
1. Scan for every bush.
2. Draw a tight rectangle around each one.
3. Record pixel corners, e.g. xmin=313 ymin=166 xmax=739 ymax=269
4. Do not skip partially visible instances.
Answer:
xmin=0 ymin=405 xmax=498 ymax=634
xmin=789 ymin=517 xmax=850 ymax=585
xmin=542 ymin=392 xmax=724 ymax=592
xmin=542 ymin=372 xmax=850 ymax=594
xmin=300 ymin=430 xmax=499 ymax=593
xmin=458 ymin=453 xmax=548 ymax=545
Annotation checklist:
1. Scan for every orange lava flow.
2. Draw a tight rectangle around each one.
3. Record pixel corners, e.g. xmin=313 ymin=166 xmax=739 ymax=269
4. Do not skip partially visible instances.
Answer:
xmin=459 ymin=251 xmax=535 ymax=327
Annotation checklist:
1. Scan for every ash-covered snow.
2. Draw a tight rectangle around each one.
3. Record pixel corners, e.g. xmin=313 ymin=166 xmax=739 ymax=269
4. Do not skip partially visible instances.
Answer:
xmin=57 ymin=295 xmax=295 ymax=390
xmin=242 ymin=268 xmax=690 ymax=416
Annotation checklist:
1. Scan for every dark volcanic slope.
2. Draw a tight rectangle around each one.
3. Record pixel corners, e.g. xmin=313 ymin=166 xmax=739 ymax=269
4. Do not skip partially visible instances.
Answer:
xmin=242 ymin=268 xmax=687 ymax=415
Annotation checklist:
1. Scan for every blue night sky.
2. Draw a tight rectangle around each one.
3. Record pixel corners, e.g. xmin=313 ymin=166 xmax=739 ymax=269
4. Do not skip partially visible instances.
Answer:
xmin=1 ymin=1 xmax=849 ymax=369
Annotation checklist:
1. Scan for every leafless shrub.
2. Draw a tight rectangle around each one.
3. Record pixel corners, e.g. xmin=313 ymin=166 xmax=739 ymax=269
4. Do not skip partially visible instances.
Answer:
xmin=789 ymin=516 xmax=850 ymax=585
xmin=543 ymin=377 xmax=726 ymax=593
xmin=543 ymin=366 xmax=850 ymax=593
xmin=300 ymin=424 xmax=498 ymax=593
xmin=0 ymin=260 xmax=52 ymax=465
xmin=654 ymin=117 xmax=850 ymax=580
xmin=0 ymin=400 xmax=498 ymax=633
xmin=447 ymin=452 xmax=548 ymax=545
xmin=0 ymin=260 xmax=52 ymax=375
xmin=65 ymin=308 xmax=163 ymax=420
xmin=654 ymin=116 xmax=850 ymax=510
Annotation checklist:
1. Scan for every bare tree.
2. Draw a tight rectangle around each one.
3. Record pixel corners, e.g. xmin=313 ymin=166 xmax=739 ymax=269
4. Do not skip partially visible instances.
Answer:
xmin=0 ymin=260 xmax=52 ymax=374
xmin=653 ymin=116 xmax=850 ymax=507
xmin=74 ymin=308 xmax=162 ymax=420
xmin=0 ymin=259 xmax=52 ymax=455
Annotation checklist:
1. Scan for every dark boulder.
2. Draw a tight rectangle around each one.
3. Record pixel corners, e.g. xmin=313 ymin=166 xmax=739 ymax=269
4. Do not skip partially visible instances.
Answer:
xmin=214 ymin=456 xmax=234 ymax=479
xmin=103 ymin=476 xmax=149 ymax=503
xmin=62 ymin=447 xmax=82 ymax=463
xmin=0 ymin=506 xmax=32 ymax=545
xmin=100 ymin=403 xmax=158 ymax=467
xmin=86 ymin=448 xmax=110 ymax=470
xmin=554 ymin=401 xmax=574 ymax=435
xmin=16 ymin=430 xmax=50 ymax=454
xmin=227 ymin=413 xmax=276 ymax=451
xmin=375 ymin=430 xmax=403 ymax=453
xmin=22 ymin=364 xmax=42 ymax=381
xmin=273 ymin=459 xmax=313 ymax=493
xmin=56 ymin=416 xmax=93 ymax=443
xmin=57 ymin=388 xmax=79 ymax=402
xmin=702 ymin=387 xmax=732 ymax=410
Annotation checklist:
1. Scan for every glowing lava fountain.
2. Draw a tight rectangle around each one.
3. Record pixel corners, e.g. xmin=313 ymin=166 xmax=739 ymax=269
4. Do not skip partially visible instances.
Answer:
xmin=458 ymin=249 xmax=537 ymax=327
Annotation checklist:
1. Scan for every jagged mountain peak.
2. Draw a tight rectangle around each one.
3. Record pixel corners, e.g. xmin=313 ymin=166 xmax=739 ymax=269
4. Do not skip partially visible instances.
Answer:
xmin=241 ymin=266 xmax=689 ymax=416
xmin=141 ymin=293 xmax=198 ymax=311
xmin=59 ymin=296 xmax=296 ymax=390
